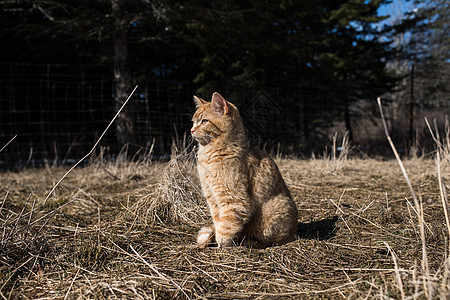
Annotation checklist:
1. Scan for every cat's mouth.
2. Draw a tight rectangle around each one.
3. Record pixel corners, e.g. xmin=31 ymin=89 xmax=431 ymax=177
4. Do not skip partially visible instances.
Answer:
xmin=193 ymin=134 xmax=212 ymax=145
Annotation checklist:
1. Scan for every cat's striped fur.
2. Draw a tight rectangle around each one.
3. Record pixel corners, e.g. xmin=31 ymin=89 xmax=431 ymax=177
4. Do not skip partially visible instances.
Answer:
xmin=191 ymin=92 xmax=298 ymax=248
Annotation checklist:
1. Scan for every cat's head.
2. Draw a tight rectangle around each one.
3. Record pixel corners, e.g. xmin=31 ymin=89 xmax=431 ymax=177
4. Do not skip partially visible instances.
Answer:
xmin=191 ymin=92 xmax=244 ymax=146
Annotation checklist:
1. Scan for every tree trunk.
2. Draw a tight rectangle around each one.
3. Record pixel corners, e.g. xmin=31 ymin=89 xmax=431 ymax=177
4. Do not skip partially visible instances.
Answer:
xmin=112 ymin=0 xmax=133 ymax=147
xmin=302 ymin=102 xmax=309 ymax=143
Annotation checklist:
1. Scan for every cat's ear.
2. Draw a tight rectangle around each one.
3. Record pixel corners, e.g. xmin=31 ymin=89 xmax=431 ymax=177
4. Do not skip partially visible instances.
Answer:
xmin=211 ymin=92 xmax=229 ymax=117
xmin=193 ymin=95 xmax=207 ymax=109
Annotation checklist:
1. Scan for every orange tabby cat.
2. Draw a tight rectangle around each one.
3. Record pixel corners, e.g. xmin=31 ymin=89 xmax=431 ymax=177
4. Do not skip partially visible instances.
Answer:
xmin=191 ymin=92 xmax=298 ymax=248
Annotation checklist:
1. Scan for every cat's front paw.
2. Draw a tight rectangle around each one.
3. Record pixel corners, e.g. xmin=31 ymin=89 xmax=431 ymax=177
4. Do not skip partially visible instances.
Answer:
xmin=196 ymin=225 xmax=215 ymax=248
xmin=215 ymin=234 xmax=234 ymax=248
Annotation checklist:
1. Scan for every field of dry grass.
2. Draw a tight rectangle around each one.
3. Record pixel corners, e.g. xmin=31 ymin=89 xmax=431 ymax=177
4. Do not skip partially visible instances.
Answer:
xmin=1 ymin=149 xmax=450 ymax=299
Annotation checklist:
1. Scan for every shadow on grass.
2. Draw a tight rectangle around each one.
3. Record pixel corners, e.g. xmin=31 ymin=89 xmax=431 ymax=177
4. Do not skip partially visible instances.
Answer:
xmin=297 ymin=216 xmax=338 ymax=241
xmin=201 ymin=216 xmax=339 ymax=249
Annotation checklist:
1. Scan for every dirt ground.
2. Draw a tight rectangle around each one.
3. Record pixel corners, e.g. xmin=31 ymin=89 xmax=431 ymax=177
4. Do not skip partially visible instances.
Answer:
xmin=1 ymin=155 xmax=450 ymax=299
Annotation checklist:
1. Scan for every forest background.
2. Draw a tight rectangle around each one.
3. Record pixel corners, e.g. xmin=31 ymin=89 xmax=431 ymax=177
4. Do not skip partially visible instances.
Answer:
xmin=0 ymin=0 xmax=449 ymax=167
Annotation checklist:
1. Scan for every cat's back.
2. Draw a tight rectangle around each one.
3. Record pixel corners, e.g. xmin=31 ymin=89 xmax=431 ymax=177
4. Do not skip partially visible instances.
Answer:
xmin=246 ymin=147 xmax=291 ymax=200
xmin=245 ymin=147 xmax=298 ymax=245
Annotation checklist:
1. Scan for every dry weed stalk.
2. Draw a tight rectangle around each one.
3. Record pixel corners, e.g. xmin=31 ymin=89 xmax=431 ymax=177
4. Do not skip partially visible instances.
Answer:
xmin=384 ymin=241 xmax=406 ymax=300
xmin=425 ymin=116 xmax=450 ymax=164
xmin=0 ymin=135 xmax=17 ymax=153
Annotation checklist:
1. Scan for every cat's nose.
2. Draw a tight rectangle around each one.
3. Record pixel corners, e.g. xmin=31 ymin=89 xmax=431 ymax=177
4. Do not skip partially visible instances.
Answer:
xmin=190 ymin=128 xmax=195 ymax=135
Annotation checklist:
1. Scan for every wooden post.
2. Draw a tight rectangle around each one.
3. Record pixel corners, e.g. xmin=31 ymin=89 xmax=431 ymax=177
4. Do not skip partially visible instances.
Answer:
xmin=409 ymin=63 xmax=414 ymax=145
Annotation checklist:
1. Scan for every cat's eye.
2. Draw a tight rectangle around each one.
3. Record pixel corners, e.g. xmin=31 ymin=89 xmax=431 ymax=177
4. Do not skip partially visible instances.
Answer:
xmin=201 ymin=119 xmax=209 ymax=125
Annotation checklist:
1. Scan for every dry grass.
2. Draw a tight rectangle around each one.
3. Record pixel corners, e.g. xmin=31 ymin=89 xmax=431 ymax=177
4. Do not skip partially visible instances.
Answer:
xmin=122 ymin=148 xmax=208 ymax=227
xmin=1 ymin=149 xmax=450 ymax=298
xmin=310 ymin=131 xmax=351 ymax=175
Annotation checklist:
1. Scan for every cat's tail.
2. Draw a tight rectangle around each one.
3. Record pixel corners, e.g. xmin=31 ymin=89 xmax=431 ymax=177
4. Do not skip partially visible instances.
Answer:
xmin=196 ymin=224 xmax=215 ymax=248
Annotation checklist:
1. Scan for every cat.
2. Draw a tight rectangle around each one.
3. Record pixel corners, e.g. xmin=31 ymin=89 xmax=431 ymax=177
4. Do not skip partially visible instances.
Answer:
xmin=191 ymin=92 xmax=298 ymax=248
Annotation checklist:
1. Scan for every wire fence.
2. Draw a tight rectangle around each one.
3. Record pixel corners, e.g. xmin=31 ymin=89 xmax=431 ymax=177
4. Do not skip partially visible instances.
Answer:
xmin=1 ymin=64 xmax=114 ymax=167
xmin=3 ymin=63 xmax=443 ymax=168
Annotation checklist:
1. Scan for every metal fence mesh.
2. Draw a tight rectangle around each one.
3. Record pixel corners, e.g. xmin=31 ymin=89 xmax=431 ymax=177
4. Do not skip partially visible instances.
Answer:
xmin=1 ymin=63 xmax=403 ymax=168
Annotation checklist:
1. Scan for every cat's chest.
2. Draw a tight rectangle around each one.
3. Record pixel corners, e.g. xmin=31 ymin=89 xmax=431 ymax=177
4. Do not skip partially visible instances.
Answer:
xmin=197 ymin=146 xmax=248 ymax=180
xmin=197 ymin=154 xmax=248 ymax=185
xmin=197 ymin=158 xmax=220 ymax=182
